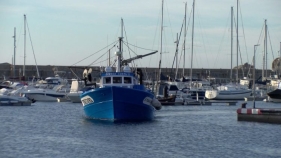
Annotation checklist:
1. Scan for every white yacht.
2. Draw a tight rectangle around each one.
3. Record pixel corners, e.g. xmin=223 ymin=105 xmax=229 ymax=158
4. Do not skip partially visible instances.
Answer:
xmin=205 ymin=83 xmax=251 ymax=100
xmin=21 ymin=85 xmax=70 ymax=102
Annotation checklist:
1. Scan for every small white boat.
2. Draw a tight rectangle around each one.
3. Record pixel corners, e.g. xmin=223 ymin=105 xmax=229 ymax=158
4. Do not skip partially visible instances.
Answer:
xmin=0 ymin=95 xmax=32 ymax=106
xmin=21 ymin=85 xmax=70 ymax=102
xmin=205 ymin=83 xmax=251 ymax=100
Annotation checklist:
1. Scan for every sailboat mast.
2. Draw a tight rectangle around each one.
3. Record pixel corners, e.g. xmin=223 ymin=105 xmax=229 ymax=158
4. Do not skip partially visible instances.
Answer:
xmin=262 ymin=19 xmax=267 ymax=80
xmin=158 ymin=0 xmax=163 ymax=82
xmin=190 ymin=0 xmax=195 ymax=87
xmin=230 ymin=7 xmax=233 ymax=80
xmin=175 ymin=33 xmax=178 ymax=79
xmin=183 ymin=2 xmax=187 ymax=77
xmin=13 ymin=27 xmax=16 ymax=78
xmin=265 ymin=19 xmax=267 ymax=78
xmin=23 ymin=14 xmax=26 ymax=78
xmin=236 ymin=0 xmax=238 ymax=82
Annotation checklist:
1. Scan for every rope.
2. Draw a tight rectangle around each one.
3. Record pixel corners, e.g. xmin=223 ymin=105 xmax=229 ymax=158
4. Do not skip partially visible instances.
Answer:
xmin=71 ymin=40 xmax=118 ymax=66
xmin=239 ymin=1 xmax=249 ymax=63
xmin=267 ymin=29 xmax=275 ymax=60
xmin=214 ymin=10 xmax=231 ymax=68
xmin=87 ymin=44 xmax=117 ymax=66
xmin=26 ymin=19 xmax=40 ymax=78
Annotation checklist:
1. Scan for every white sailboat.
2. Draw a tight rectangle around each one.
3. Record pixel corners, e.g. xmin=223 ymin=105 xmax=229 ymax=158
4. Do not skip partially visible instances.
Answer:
xmin=205 ymin=1 xmax=252 ymax=100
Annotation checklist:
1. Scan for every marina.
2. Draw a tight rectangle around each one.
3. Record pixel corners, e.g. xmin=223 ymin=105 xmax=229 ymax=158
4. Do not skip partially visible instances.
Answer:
xmin=1 ymin=0 xmax=281 ymax=157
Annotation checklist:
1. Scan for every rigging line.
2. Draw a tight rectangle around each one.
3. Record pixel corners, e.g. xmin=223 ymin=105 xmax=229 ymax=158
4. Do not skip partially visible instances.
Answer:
xmin=15 ymin=20 xmax=24 ymax=55
xmin=245 ymin=23 xmax=264 ymax=77
xmin=214 ymin=10 xmax=231 ymax=68
xmin=122 ymin=22 xmax=135 ymax=69
xmin=174 ymin=18 xmax=186 ymax=78
xmin=87 ymin=44 xmax=117 ymax=66
xmin=232 ymin=7 xmax=245 ymax=76
xmin=171 ymin=17 xmax=185 ymax=73
xmin=178 ymin=43 xmax=185 ymax=71
xmin=180 ymin=5 xmax=192 ymax=77
xmin=267 ymin=29 xmax=275 ymax=60
xmin=124 ymin=41 xmax=158 ymax=52
xmin=256 ymin=23 xmax=264 ymax=45
xmin=255 ymin=23 xmax=265 ymax=69
xmin=149 ymin=6 xmax=161 ymax=69
xmin=195 ymin=1 xmax=209 ymax=68
xmin=90 ymin=56 xmax=116 ymax=66
xmin=71 ymin=40 xmax=118 ymax=66
xmin=122 ymin=42 xmax=139 ymax=56
xmin=233 ymin=14 xmax=244 ymax=75
xmin=26 ymin=20 xmax=40 ymax=78
xmin=123 ymin=41 xmax=149 ymax=72
xmin=164 ymin=0 xmax=175 ymax=44
xmin=238 ymin=1 xmax=248 ymax=63
xmin=238 ymin=41 xmax=244 ymax=77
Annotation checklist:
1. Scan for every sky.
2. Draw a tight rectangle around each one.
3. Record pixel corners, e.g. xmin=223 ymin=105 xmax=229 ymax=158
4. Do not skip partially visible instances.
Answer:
xmin=0 ymin=0 xmax=281 ymax=70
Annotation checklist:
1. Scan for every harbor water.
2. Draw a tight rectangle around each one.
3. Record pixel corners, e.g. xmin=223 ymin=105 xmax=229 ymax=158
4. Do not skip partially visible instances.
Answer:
xmin=1 ymin=101 xmax=281 ymax=158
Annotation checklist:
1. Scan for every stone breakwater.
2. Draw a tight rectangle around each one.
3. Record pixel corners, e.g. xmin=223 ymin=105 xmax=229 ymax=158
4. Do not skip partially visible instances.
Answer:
xmin=0 ymin=63 xmax=269 ymax=82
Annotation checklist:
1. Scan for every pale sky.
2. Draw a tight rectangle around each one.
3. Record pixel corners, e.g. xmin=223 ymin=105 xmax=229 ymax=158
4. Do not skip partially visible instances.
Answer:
xmin=1 ymin=0 xmax=280 ymax=70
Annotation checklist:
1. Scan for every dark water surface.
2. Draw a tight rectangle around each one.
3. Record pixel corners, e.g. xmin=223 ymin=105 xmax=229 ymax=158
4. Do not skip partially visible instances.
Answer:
xmin=1 ymin=101 xmax=281 ymax=158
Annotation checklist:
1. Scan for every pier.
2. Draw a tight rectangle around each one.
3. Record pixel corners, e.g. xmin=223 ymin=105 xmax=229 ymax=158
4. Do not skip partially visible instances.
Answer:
xmin=237 ymin=103 xmax=281 ymax=124
xmin=161 ymin=100 xmax=237 ymax=106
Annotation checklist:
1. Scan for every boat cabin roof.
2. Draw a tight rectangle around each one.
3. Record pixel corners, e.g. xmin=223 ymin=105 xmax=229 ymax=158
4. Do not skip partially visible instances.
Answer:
xmin=100 ymin=72 xmax=138 ymax=87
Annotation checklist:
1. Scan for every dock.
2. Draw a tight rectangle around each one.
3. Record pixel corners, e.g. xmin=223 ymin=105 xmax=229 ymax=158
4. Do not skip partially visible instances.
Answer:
xmin=237 ymin=103 xmax=281 ymax=124
xmin=160 ymin=100 xmax=237 ymax=106
xmin=205 ymin=100 xmax=237 ymax=106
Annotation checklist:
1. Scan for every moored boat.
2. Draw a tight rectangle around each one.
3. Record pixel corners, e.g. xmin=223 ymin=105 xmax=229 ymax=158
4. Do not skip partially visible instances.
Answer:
xmin=205 ymin=84 xmax=251 ymax=100
xmin=21 ymin=85 xmax=70 ymax=102
xmin=80 ymin=19 xmax=161 ymax=121
xmin=267 ymin=88 xmax=281 ymax=102
xmin=0 ymin=95 xmax=32 ymax=106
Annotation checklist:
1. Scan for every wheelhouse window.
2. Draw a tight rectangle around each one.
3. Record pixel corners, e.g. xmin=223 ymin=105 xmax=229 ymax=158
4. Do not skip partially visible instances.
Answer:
xmin=113 ymin=77 xmax=122 ymax=83
xmin=124 ymin=77 xmax=132 ymax=84
xmin=104 ymin=77 xmax=111 ymax=84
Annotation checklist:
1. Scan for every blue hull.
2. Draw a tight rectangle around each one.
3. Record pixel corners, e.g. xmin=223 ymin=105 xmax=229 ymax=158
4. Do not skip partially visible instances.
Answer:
xmin=80 ymin=86 xmax=155 ymax=121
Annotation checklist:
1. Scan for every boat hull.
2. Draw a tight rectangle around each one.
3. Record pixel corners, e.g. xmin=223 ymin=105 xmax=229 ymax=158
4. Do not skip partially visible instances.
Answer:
xmin=205 ymin=89 xmax=252 ymax=100
xmin=80 ymin=86 xmax=155 ymax=121
xmin=67 ymin=92 xmax=82 ymax=103
xmin=24 ymin=93 xmax=65 ymax=102
xmin=0 ymin=95 xmax=32 ymax=106
xmin=267 ymin=89 xmax=281 ymax=103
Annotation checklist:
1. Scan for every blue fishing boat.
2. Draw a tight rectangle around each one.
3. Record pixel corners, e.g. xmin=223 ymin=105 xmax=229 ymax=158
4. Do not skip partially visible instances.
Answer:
xmin=80 ymin=19 xmax=161 ymax=121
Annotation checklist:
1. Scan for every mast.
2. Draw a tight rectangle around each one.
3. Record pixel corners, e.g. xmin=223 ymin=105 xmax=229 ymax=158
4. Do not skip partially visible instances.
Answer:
xmin=190 ymin=0 xmax=195 ymax=87
xmin=183 ymin=2 xmax=187 ymax=77
xmin=13 ymin=27 xmax=16 ymax=78
xmin=230 ymin=7 xmax=233 ymax=80
xmin=253 ymin=44 xmax=259 ymax=108
xmin=23 ymin=14 xmax=26 ymax=78
xmin=158 ymin=0 xmax=164 ymax=82
xmin=175 ymin=33 xmax=179 ymax=79
xmin=236 ymin=0 xmax=238 ymax=82
xmin=262 ymin=19 xmax=267 ymax=80
xmin=265 ymin=19 xmax=267 ymax=78
xmin=116 ymin=18 xmax=123 ymax=73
